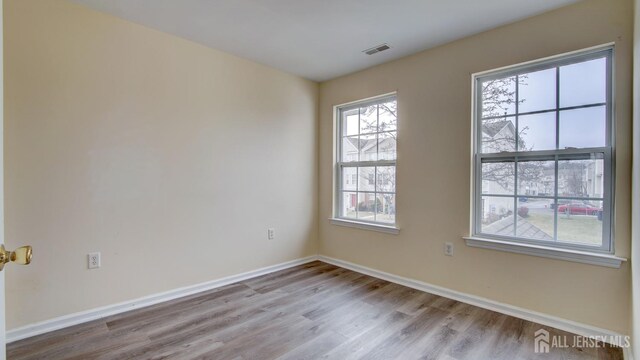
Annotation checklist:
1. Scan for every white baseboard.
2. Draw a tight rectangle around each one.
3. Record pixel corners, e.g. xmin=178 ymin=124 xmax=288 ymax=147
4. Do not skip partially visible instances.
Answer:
xmin=6 ymin=255 xmax=319 ymax=343
xmin=8 ymin=254 xmax=632 ymax=358
xmin=318 ymin=255 xmax=629 ymax=348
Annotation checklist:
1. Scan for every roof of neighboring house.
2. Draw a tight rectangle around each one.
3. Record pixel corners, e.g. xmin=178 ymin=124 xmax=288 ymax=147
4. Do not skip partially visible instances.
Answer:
xmin=344 ymin=137 xmax=360 ymax=149
xmin=344 ymin=136 xmax=394 ymax=153
xmin=482 ymin=215 xmax=553 ymax=240
xmin=482 ymin=120 xmax=514 ymax=138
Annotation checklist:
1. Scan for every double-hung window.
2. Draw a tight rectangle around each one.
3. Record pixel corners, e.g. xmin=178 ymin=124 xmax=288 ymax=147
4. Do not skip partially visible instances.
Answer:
xmin=471 ymin=46 xmax=615 ymax=256
xmin=335 ymin=94 xmax=397 ymax=229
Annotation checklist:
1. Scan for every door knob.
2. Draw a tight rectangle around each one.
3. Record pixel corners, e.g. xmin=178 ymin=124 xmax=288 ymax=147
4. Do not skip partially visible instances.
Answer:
xmin=0 ymin=245 xmax=32 ymax=271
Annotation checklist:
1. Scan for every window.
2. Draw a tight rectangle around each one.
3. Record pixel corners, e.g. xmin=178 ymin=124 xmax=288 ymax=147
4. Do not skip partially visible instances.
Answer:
xmin=335 ymin=94 xmax=397 ymax=228
xmin=471 ymin=46 xmax=614 ymax=254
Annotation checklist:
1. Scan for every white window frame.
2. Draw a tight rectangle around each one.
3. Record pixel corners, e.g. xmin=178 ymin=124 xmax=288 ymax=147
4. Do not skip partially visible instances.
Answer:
xmin=466 ymin=45 xmax=626 ymax=267
xmin=331 ymin=93 xmax=399 ymax=234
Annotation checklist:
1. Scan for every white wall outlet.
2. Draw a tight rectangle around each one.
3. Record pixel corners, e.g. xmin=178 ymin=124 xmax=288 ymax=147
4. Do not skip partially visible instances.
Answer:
xmin=88 ymin=252 xmax=101 ymax=269
xmin=444 ymin=242 xmax=454 ymax=256
xmin=268 ymin=228 xmax=275 ymax=240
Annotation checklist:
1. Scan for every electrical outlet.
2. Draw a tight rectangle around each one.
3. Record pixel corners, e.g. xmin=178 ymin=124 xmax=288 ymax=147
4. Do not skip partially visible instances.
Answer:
xmin=444 ymin=242 xmax=454 ymax=256
xmin=268 ymin=228 xmax=275 ymax=240
xmin=88 ymin=252 xmax=101 ymax=269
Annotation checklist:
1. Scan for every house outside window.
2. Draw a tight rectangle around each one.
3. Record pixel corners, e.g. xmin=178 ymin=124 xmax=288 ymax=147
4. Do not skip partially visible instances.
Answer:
xmin=471 ymin=46 xmax=614 ymax=254
xmin=335 ymin=94 xmax=397 ymax=227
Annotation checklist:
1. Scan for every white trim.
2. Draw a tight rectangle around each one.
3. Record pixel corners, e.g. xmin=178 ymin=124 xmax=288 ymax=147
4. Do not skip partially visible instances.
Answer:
xmin=9 ymin=254 xmax=631 ymax=357
xmin=470 ymin=45 xmax=617 ymax=255
xmin=330 ymin=218 xmax=400 ymax=234
xmin=471 ymin=42 xmax=615 ymax=78
xmin=624 ymin=347 xmax=634 ymax=360
xmin=464 ymin=236 xmax=626 ymax=268
xmin=317 ymin=255 xmax=629 ymax=347
xmin=333 ymin=93 xmax=399 ymax=229
xmin=6 ymin=255 xmax=319 ymax=343
xmin=333 ymin=91 xmax=398 ymax=109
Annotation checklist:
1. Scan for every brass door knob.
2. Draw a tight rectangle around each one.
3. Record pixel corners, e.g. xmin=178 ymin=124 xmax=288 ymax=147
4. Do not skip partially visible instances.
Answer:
xmin=0 ymin=245 xmax=32 ymax=271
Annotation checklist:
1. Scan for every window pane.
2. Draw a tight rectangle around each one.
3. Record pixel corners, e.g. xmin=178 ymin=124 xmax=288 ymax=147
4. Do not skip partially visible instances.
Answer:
xmin=358 ymin=134 xmax=377 ymax=161
xmin=340 ymin=192 xmax=357 ymax=219
xmin=481 ymin=77 xmax=516 ymax=118
xmin=376 ymin=166 xmax=395 ymax=193
xmin=342 ymin=136 xmax=359 ymax=162
xmin=378 ymin=132 xmax=396 ymax=160
xmin=558 ymin=155 xmax=604 ymax=198
xmin=518 ymin=112 xmax=556 ymax=151
xmin=342 ymin=167 xmax=357 ymax=191
xmin=557 ymin=200 xmax=603 ymax=246
xmin=357 ymin=193 xmax=376 ymax=222
xmin=360 ymin=105 xmax=377 ymax=134
xmin=481 ymin=196 xmax=515 ymax=236
xmin=559 ymin=57 xmax=606 ymax=108
xmin=379 ymin=100 xmax=397 ymax=132
xmin=516 ymin=198 xmax=554 ymax=241
xmin=519 ymin=68 xmax=556 ymax=113
xmin=358 ymin=167 xmax=375 ymax=192
xmin=343 ymin=109 xmax=359 ymax=137
xmin=376 ymin=193 xmax=395 ymax=224
xmin=337 ymin=96 xmax=397 ymax=226
xmin=481 ymin=117 xmax=516 ymax=153
xmin=482 ymin=161 xmax=514 ymax=195
xmin=559 ymin=106 xmax=606 ymax=149
xmin=517 ymin=160 xmax=555 ymax=196
xmin=474 ymin=50 xmax=611 ymax=249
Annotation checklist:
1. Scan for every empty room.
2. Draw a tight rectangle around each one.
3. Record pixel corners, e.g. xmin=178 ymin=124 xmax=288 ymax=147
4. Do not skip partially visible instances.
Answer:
xmin=0 ymin=0 xmax=639 ymax=359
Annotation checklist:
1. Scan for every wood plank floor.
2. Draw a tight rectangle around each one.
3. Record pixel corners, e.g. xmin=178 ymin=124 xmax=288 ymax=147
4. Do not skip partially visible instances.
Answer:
xmin=8 ymin=261 xmax=623 ymax=359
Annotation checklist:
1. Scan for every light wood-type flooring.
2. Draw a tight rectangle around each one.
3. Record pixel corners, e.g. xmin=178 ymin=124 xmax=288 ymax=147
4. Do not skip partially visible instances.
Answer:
xmin=7 ymin=261 xmax=623 ymax=359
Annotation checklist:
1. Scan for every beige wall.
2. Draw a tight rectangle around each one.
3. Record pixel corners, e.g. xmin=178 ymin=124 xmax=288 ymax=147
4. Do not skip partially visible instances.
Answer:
xmin=632 ymin=0 xmax=639 ymax=356
xmin=319 ymin=0 xmax=632 ymax=334
xmin=4 ymin=0 xmax=318 ymax=329
xmin=4 ymin=0 xmax=635 ymax=338
xmin=0 ymin=0 xmax=5 ymax=354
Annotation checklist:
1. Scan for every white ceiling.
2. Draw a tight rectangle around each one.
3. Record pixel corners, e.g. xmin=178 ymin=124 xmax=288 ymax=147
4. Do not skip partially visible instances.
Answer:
xmin=70 ymin=0 xmax=580 ymax=82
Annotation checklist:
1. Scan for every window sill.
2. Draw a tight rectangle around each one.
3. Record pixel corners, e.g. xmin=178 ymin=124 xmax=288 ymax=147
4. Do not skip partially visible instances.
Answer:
xmin=463 ymin=236 xmax=626 ymax=268
xmin=330 ymin=218 xmax=400 ymax=235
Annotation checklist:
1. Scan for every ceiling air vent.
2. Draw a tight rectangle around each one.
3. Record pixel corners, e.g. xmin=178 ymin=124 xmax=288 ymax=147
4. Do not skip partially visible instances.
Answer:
xmin=363 ymin=43 xmax=390 ymax=55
